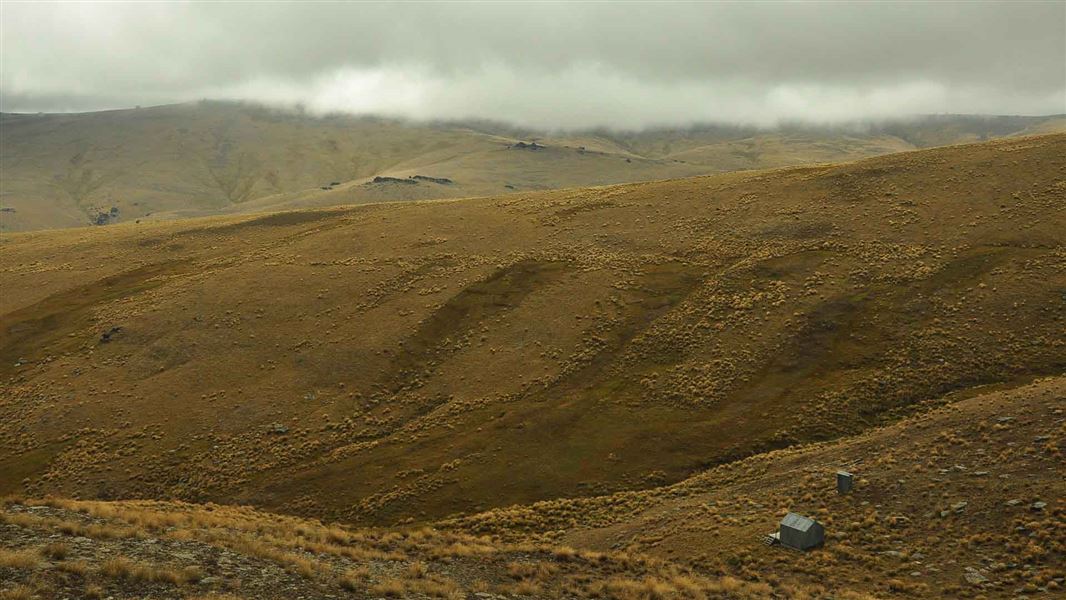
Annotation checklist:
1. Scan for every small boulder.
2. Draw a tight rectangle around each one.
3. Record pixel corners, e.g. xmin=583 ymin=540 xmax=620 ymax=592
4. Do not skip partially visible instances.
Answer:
xmin=99 ymin=326 xmax=123 ymax=343
xmin=963 ymin=568 xmax=988 ymax=585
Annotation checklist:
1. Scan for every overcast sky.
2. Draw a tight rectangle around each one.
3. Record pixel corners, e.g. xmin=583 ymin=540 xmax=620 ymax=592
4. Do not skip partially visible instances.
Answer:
xmin=2 ymin=1 xmax=1064 ymax=129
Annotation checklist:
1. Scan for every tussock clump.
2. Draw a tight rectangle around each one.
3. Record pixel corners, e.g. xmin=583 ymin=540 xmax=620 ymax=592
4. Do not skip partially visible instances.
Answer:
xmin=0 ymin=549 xmax=40 ymax=569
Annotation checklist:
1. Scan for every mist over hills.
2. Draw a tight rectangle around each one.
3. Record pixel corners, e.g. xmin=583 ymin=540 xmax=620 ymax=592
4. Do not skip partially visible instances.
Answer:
xmin=1 ymin=101 xmax=1062 ymax=232
xmin=2 ymin=2 xmax=1064 ymax=598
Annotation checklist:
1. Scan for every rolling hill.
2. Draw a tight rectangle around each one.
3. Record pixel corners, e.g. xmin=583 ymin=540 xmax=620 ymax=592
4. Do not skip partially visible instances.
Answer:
xmin=1 ymin=131 xmax=1063 ymax=537
xmin=444 ymin=376 xmax=1064 ymax=598
xmin=1 ymin=132 xmax=1064 ymax=599
xmin=1 ymin=378 xmax=1060 ymax=599
xmin=1 ymin=101 xmax=1062 ymax=232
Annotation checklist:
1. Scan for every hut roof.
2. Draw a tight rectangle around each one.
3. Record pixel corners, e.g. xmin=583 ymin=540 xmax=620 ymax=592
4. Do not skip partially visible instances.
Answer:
xmin=780 ymin=512 xmax=818 ymax=532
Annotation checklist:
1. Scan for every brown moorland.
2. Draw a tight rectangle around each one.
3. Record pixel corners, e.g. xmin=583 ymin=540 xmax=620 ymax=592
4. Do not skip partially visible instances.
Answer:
xmin=0 ymin=377 xmax=1060 ymax=599
xmin=445 ymin=376 xmax=1064 ymax=598
xmin=2 ymin=102 xmax=1061 ymax=232
xmin=2 ymin=132 xmax=1066 ymax=600
xmin=0 ymin=133 xmax=1063 ymax=538
xmin=0 ymin=134 xmax=1061 ymax=530
xmin=0 ymin=494 xmax=827 ymax=600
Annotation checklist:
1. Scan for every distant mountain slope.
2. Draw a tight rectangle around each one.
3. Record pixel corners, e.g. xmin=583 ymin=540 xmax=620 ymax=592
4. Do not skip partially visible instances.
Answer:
xmin=1 ymin=102 xmax=1061 ymax=232
xmin=1 ymin=134 xmax=1062 ymax=533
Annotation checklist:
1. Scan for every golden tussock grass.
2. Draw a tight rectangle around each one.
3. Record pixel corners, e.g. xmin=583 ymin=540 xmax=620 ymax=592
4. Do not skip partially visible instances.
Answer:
xmin=56 ymin=560 xmax=91 ymax=576
xmin=39 ymin=542 xmax=69 ymax=560
xmin=369 ymin=578 xmax=407 ymax=598
xmin=0 ymin=586 xmax=37 ymax=600
xmin=338 ymin=566 xmax=371 ymax=590
xmin=0 ymin=548 xmax=40 ymax=569
xmin=99 ymin=556 xmax=134 ymax=578
xmin=97 ymin=555 xmax=191 ymax=585
xmin=410 ymin=578 xmax=463 ymax=599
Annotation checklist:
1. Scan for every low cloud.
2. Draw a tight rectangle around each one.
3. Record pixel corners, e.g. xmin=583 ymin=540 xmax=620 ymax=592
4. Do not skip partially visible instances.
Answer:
xmin=2 ymin=2 xmax=1063 ymax=129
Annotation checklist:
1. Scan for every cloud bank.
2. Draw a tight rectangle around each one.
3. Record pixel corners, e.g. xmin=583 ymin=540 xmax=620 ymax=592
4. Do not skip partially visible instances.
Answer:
xmin=2 ymin=2 xmax=1063 ymax=129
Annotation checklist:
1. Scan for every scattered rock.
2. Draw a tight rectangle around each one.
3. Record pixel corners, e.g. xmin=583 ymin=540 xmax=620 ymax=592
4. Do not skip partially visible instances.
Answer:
xmin=99 ymin=326 xmax=123 ymax=343
xmin=964 ymin=568 xmax=989 ymax=585
xmin=267 ymin=423 xmax=289 ymax=435
xmin=370 ymin=176 xmax=417 ymax=185
xmin=510 ymin=141 xmax=543 ymax=150
xmin=410 ymin=175 xmax=453 ymax=185
xmin=881 ymin=550 xmax=905 ymax=558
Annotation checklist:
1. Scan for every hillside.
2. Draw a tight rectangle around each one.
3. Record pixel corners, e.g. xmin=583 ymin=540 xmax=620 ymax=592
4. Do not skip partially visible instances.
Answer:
xmin=2 ymin=495 xmax=788 ymax=600
xmin=1 ymin=102 xmax=1062 ymax=232
xmin=1 ymin=378 xmax=1060 ymax=599
xmin=1 ymin=133 xmax=1063 ymax=536
xmin=445 ymin=376 xmax=1064 ymax=598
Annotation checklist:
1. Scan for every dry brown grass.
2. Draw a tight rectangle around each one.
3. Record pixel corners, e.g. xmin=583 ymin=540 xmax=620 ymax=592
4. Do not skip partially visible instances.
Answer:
xmin=406 ymin=560 xmax=429 ymax=578
xmin=6 ymin=101 xmax=989 ymax=234
xmin=409 ymin=577 xmax=463 ymax=599
xmin=95 ymin=554 xmax=192 ymax=585
xmin=0 ymin=509 xmax=137 ymax=541
xmin=338 ymin=566 xmax=371 ymax=591
xmin=0 ymin=548 xmax=40 ymax=569
xmin=98 ymin=556 xmax=134 ymax=578
xmin=56 ymin=560 xmax=91 ymax=576
xmin=4 ymin=133 xmax=1064 ymax=543
xmin=369 ymin=578 xmax=407 ymax=598
xmin=3 ymin=368 xmax=1063 ymax=600
xmin=0 ymin=586 xmax=36 ymax=600
xmin=39 ymin=542 xmax=69 ymax=560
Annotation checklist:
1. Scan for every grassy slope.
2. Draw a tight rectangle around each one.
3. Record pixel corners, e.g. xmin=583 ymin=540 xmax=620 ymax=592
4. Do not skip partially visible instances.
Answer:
xmin=1 ymin=378 xmax=1059 ymax=599
xmin=444 ymin=376 xmax=1065 ymax=599
xmin=2 ymin=496 xmax=791 ymax=600
xmin=2 ymin=103 xmax=1062 ymax=232
xmin=0 ymin=134 xmax=1063 ymax=533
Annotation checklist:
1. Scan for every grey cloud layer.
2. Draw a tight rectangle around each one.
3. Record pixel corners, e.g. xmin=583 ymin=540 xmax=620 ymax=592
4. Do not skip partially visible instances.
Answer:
xmin=2 ymin=2 xmax=1064 ymax=128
